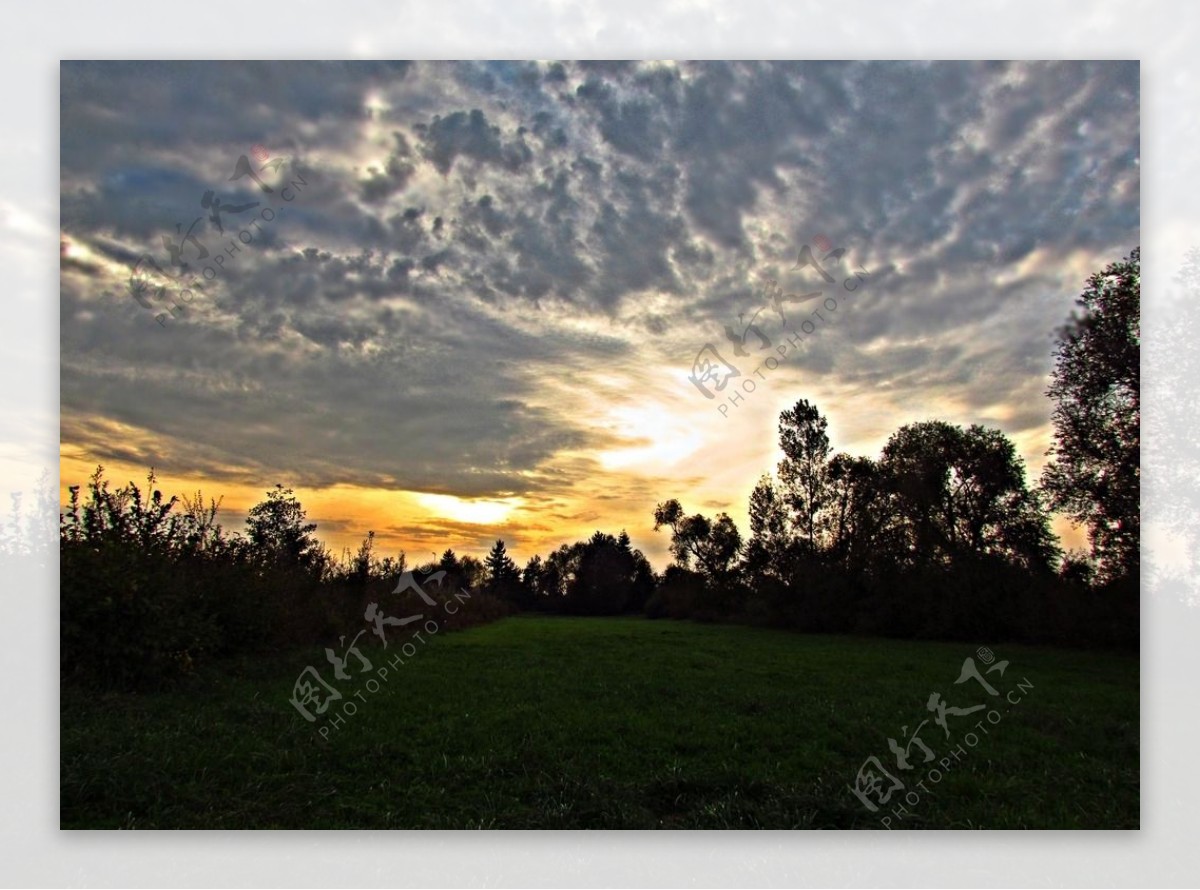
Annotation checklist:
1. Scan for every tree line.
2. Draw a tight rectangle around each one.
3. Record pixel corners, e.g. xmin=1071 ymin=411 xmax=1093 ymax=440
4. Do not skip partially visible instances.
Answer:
xmin=59 ymin=474 xmax=510 ymax=689
xmin=60 ymin=249 xmax=1138 ymax=689
xmin=481 ymin=248 xmax=1139 ymax=646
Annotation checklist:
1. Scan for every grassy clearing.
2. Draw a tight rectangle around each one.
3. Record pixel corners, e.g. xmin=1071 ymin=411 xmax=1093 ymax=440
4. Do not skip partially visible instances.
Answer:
xmin=61 ymin=616 xmax=1138 ymax=828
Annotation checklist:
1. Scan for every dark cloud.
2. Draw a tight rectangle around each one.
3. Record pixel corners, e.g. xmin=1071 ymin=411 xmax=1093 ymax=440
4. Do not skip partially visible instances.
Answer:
xmin=360 ymin=132 xmax=417 ymax=204
xmin=419 ymin=109 xmax=534 ymax=175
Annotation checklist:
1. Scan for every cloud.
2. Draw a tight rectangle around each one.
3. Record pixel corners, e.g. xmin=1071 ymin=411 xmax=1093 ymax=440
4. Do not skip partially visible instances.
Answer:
xmin=59 ymin=60 xmax=1139 ymax=563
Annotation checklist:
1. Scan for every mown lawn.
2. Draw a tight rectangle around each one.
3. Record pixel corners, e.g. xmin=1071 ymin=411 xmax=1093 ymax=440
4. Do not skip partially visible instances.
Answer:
xmin=60 ymin=616 xmax=1138 ymax=828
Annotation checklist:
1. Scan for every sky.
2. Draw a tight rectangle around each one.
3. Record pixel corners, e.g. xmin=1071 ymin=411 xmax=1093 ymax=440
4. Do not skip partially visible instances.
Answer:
xmin=58 ymin=60 xmax=1139 ymax=568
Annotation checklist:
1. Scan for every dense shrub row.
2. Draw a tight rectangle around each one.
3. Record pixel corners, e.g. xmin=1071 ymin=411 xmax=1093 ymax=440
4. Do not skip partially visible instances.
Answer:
xmin=60 ymin=468 xmax=509 ymax=690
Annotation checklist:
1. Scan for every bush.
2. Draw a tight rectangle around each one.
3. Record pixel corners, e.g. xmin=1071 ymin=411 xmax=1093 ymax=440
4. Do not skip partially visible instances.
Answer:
xmin=60 ymin=469 xmax=512 ymax=691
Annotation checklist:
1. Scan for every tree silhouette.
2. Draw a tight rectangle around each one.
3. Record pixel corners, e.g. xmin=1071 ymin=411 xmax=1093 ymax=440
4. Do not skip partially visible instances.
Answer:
xmin=485 ymin=539 xmax=521 ymax=600
xmin=1041 ymin=247 xmax=1140 ymax=583
xmin=745 ymin=474 xmax=789 ymax=580
xmin=653 ymin=499 xmax=742 ymax=583
xmin=777 ymin=399 xmax=832 ymax=550
xmin=881 ymin=421 xmax=1057 ymax=571
xmin=824 ymin=454 xmax=896 ymax=576
xmin=244 ymin=484 xmax=321 ymax=574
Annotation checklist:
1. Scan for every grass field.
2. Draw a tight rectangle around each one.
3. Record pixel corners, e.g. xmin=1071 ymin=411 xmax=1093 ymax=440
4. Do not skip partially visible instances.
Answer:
xmin=60 ymin=616 xmax=1138 ymax=829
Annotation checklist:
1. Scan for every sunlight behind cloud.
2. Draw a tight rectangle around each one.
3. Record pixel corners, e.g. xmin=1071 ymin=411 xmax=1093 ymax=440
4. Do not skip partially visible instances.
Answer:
xmin=595 ymin=405 xmax=702 ymax=471
xmin=415 ymin=492 xmax=523 ymax=525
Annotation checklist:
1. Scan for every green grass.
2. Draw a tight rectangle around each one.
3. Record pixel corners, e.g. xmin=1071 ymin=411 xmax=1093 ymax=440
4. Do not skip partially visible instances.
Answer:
xmin=60 ymin=616 xmax=1138 ymax=828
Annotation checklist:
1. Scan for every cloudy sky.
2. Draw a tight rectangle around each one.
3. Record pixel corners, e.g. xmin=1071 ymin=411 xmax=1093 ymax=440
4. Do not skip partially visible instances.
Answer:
xmin=59 ymin=60 xmax=1139 ymax=566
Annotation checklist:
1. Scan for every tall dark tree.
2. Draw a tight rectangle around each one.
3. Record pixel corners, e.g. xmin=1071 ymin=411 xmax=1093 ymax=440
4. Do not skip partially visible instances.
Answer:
xmin=881 ymin=421 xmax=1058 ymax=571
xmin=627 ymin=547 xmax=658 ymax=612
xmin=825 ymin=453 xmax=898 ymax=575
xmin=244 ymin=484 xmax=322 ymax=574
xmin=566 ymin=532 xmax=633 ymax=614
xmin=521 ymin=554 xmax=546 ymax=597
xmin=545 ymin=541 xmax=584 ymax=598
xmin=1041 ymin=247 xmax=1140 ymax=583
xmin=745 ymin=475 xmax=789 ymax=579
xmin=538 ymin=551 xmax=566 ymax=599
xmin=611 ymin=529 xmax=656 ymax=611
xmin=777 ymin=399 xmax=832 ymax=549
xmin=438 ymin=548 xmax=460 ymax=573
xmin=485 ymin=539 xmax=521 ymax=598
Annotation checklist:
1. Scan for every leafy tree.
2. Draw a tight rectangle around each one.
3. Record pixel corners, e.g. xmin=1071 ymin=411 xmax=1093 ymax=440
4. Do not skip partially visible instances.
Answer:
xmin=527 ymin=531 xmax=652 ymax=616
xmin=523 ymin=552 xmax=563 ymax=602
xmin=458 ymin=554 xmax=485 ymax=588
xmin=545 ymin=541 xmax=584 ymax=598
xmin=627 ymin=547 xmax=658 ymax=612
xmin=606 ymin=530 xmax=656 ymax=611
xmin=413 ymin=548 xmax=484 ymax=599
xmin=59 ymin=468 xmax=518 ymax=691
xmin=745 ymin=475 xmax=789 ymax=579
xmin=244 ymin=484 xmax=320 ymax=573
xmin=652 ymin=499 xmax=742 ymax=583
xmin=61 ymin=466 xmax=180 ymax=552
xmin=777 ymin=399 xmax=832 ymax=549
xmin=878 ymin=421 xmax=960 ymax=564
xmin=1041 ymin=247 xmax=1140 ymax=583
xmin=648 ymin=565 xmax=708 ymax=619
xmin=522 ymin=554 xmax=546 ymax=595
xmin=825 ymin=454 xmax=897 ymax=575
xmin=881 ymin=421 xmax=1058 ymax=571
xmin=566 ymin=532 xmax=631 ymax=614
xmin=433 ymin=548 xmax=483 ymax=589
